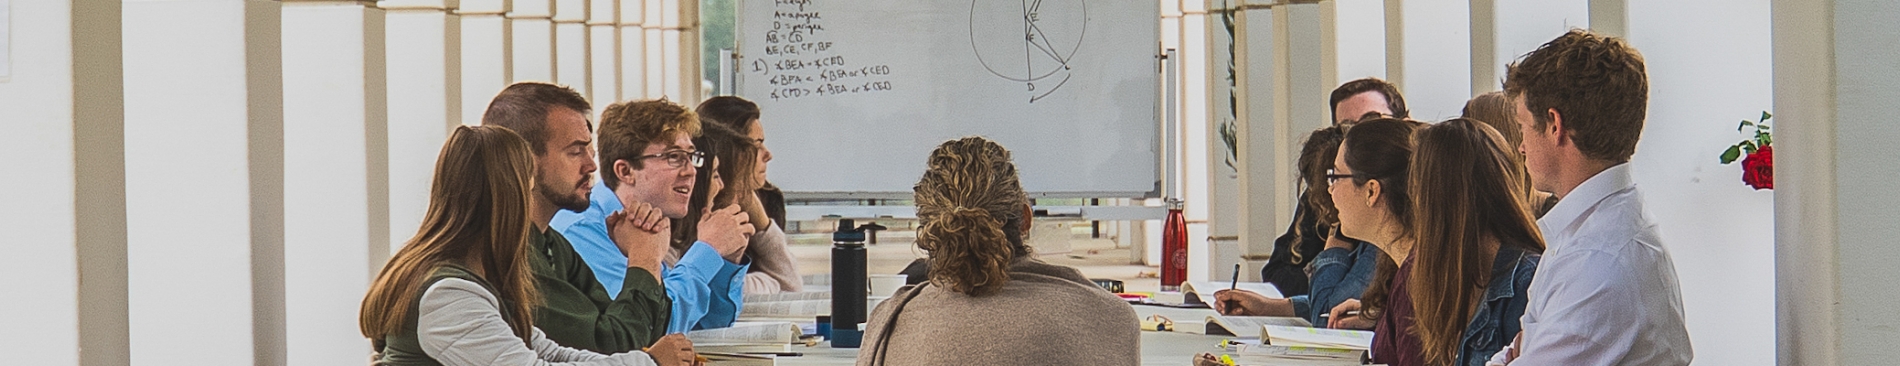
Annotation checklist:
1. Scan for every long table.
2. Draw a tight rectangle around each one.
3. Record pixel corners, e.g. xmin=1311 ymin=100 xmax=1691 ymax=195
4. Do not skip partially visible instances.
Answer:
xmin=756 ymin=306 xmax=1263 ymax=365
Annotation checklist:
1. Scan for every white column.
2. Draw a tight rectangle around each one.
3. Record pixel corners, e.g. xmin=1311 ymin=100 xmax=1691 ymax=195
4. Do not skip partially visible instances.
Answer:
xmin=620 ymin=0 xmax=648 ymax=100
xmin=1320 ymin=0 xmax=1385 ymax=85
xmin=122 ymin=0 xmax=283 ymax=364
xmin=1384 ymin=0 xmax=1469 ymax=120
xmin=655 ymin=0 xmax=698 ymax=102
xmin=1470 ymin=0 xmax=1586 ymax=94
xmin=555 ymin=0 xmax=592 ymax=97
xmin=1234 ymin=1 xmax=1277 ymax=279
xmin=460 ymin=0 xmax=512 ymax=124
xmin=1177 ymin=0 xmax=1213 ymax=283
xmin=1775 ymin=1 xmax=1900 ymax=365
xmin=1206 ymin=0 xmax=1242 ymax=283
xmin=513 ymin=0 xmax=557 ymax=82
xmin=590 ymin=0 xmax=622 ymax=105
xmin=281 ymin=2 xmax=388 ymax=364
xmin=385 ymin=0 xmax=462 ymax=252
xmin=1623 ymin=1 xmax=1774 ymax=364
xmin=0 ymin=0 xmax=123 ymax=364
xmin=643 ymin=0 xmax=665 ymax=98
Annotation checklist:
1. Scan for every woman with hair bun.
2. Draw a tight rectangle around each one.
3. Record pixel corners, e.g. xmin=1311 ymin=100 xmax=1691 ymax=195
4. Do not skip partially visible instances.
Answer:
xmin=855 ymin=137 xmax=1139 ymax=366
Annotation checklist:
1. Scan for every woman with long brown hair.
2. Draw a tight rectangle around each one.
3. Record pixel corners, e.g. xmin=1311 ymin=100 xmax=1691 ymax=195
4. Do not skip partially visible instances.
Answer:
xmin=1320 ymin=117 xmax=1424 ymax=365
xmin=1406 ymin=118 xmax=1543 ymax=366
xmin=855 ymin=137 xmax=1138 ymax=366
xmin=360 ymin=126 xmax=696 ymax=366
xmin=1462 ymin=91 xmax=1559 ymax=217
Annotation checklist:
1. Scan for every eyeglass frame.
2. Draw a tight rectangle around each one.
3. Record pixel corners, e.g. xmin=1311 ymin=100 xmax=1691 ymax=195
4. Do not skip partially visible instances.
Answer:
xmin=1324 ymin=168 xmax=1365 ymax=186
xmin=633 ymin=149 xmax=706 ymax=169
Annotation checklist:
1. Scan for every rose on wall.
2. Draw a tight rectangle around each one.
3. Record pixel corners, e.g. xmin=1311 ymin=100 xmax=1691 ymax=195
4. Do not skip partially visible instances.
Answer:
xmin=1720 ymin=111 xmax=1774 ymax=190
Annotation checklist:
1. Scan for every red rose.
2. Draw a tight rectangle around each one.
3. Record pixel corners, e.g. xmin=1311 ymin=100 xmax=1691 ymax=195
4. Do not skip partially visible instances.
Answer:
xmin=1741 ymin=145 xmax=1774 ymax=190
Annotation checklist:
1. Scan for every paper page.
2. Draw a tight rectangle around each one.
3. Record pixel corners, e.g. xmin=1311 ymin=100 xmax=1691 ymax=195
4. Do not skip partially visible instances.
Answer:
xmin=1260 ymin=325 xmax=1374 ymax=350
xmin=1182 ymin=281 xmax=1284 ymax=306
xmin=744 ymin=291 xmax=831 ymax=303
xmin=740 ymin=299 xmax=829 ymax=318
xmin=1204 ymin=316 xmax=1314 ymax=336
xmin=685 ymin=321 xmax=802 ymax=344
xmin=1236 ymin=343 xmax=1366 ymax=360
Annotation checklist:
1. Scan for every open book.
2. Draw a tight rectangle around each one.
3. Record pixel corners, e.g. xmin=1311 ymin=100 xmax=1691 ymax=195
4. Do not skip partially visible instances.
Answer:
xmin=1208 ymin=325 xmax=1374 ymax=363
xmin=1181 ymin=281 xmax=1283 ymax=308
xmin=739 ymin=299 xmax=829 ymax=319
xmin=685 ymin=321 xmax=804 ymax=353
xmin=1203 ymin=316 xmax=1312 ymax=336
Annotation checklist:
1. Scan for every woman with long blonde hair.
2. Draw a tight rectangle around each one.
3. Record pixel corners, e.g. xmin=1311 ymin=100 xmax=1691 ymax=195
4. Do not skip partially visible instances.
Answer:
xmin=360 ymin=126 xmax=696 ymax=366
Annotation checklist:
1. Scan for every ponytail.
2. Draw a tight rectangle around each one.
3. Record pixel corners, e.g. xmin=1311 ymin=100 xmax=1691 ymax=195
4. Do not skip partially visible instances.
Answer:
xmin=912 ymin=137 xmax=1031 ymax=296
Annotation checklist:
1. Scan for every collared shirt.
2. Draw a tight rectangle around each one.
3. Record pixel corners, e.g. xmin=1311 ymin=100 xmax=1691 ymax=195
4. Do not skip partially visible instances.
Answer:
xmin=1496 ymin=164 xmax=1692 ymax=365
xmin=526 ymin=225 xmax=670 ymax=354
xmin=554 ymin=180 xmax=749 ymax=333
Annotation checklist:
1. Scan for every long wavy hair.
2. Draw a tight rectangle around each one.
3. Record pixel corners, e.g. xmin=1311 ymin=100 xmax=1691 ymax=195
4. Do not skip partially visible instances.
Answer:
xmin=913 ymin=137 xmax=1030 ymax=296
xmin=1462 ymin=91 xmax=1542 ymax=212
xmin=671 ymin=122 xmax=763 ymax=251
xmin=361 ymin=126 xmax=541 ymax=345
xmin=1406 ymin=119 xmax=1547 ymax=365
xmin=1341 ymin=118 xmax=1423 ymax=321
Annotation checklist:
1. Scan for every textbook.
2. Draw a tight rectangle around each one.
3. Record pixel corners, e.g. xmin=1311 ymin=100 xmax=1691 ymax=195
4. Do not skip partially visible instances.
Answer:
xmin=1180 ymin=281 xmax=1284 ymax=307
xmin=699 ymin=352 xmax=777 ymax=366
xmin=1258 ymin=325 xmax=1374 ymax=350
xmin=685 ymin=321 xmax=803 ymax=350
xmin=739 ymin=299 xmax=829 ymax=319
xmin=1203 ymin=315 xmax=1313 ymax=336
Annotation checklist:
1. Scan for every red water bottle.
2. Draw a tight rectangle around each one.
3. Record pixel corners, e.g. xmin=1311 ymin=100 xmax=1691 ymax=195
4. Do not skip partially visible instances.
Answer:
xmin=1161 ymin=199 xmax=1187 ymax=292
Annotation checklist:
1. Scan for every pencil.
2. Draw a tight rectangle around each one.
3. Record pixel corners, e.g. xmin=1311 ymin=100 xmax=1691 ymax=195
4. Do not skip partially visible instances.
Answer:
xmin=1230 ymin=263 xmax=1240 ymax=290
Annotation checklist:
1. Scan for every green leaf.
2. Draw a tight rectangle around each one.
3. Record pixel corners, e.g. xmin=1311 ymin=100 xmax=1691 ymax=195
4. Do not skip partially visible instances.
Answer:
xmin=1760 ymin=131 xmax=1773 ymax=146
xmin=1738 ymin=120 xmax=1753 ymax=132
xmin=1762 ymin=111 xmax=1773 ymax=122
xmin=1742 ymin=140 xmax=1758 ymax=154
xmin=1721 ymin=145 xmax=1743 ymax=164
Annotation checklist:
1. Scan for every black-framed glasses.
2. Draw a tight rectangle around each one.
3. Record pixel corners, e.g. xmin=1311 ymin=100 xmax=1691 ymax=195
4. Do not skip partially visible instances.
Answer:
xmin=1324 ymin=169 xmax=1360 ymax=186
xmin=635 ymin=150 xmax=705 ymax=169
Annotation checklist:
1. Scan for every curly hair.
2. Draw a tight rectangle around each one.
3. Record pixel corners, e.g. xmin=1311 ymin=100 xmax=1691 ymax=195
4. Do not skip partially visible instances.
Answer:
xmin=912 ymin=137 xmax=1030 ymax=296
xmin=1505 ymin=29 xmax=1648 ymax=163
xmin=597 ymin=99 xmax=703 ymax=189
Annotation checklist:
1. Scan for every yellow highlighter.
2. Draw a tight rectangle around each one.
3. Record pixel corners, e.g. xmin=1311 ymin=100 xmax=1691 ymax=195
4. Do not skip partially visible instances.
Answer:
xmin=1219 ymin=354 xmax=1237 ymax=366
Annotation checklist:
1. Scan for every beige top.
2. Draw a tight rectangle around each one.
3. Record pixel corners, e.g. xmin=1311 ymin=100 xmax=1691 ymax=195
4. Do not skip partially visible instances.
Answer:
xmin=855 ymin=257 xmax=1140 ymax=366
xmin=743 ymin=221 xmax=803 ymax=294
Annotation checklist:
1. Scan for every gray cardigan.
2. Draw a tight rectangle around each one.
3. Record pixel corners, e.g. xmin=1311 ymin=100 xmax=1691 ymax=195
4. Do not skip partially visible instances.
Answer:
xmin=410 ymin=279 xmax=660 ymax=366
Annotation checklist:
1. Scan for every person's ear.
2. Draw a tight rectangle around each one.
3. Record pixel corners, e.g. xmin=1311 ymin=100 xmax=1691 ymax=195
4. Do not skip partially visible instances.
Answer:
xmin=613 ymin=159 xmax=638 ymax=188
xmin=1363 ymin=179 xmax=1383 ymax=207
xmin=1545 ymin=108 xmax=1568 ymax=146
xmin=1020 ymin=203 xmax=1034 ymax=233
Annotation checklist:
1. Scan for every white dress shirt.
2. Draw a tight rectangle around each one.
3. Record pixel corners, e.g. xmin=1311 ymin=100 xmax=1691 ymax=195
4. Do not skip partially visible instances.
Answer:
xmin=1490 ymin=164 xmax=1692 ymax=366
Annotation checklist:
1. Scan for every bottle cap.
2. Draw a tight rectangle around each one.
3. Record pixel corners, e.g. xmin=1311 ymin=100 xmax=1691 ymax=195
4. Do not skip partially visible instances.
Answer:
xmin=834 ymin=219 xmax=866 ymax=243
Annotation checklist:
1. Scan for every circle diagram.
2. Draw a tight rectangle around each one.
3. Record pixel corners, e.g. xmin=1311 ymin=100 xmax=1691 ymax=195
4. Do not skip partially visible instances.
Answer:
xmin=970 ymin=0 xmax=1088 ymax=102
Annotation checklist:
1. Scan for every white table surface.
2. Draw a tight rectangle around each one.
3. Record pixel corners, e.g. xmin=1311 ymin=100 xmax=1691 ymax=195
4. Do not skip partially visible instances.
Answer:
xmin=760 ymin=305 xmax=1249 ymax=366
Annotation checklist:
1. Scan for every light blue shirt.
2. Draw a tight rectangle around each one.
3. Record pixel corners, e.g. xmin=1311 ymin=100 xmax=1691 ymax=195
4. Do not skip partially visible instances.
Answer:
xmin=555 ymin=180 xmax=749 ymax=333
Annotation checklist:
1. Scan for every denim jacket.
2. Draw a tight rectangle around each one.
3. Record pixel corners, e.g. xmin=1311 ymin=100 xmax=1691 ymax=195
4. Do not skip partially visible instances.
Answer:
xmin=1291 ymin=241 xmax=1382 ymax=326
xmin=1456 ymin=246 xmax=1540 ymax=366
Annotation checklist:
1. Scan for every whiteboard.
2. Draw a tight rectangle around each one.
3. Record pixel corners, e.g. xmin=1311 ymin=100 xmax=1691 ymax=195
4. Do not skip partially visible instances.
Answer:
xmin=738 ymin=0 xmax=1160 ymax=197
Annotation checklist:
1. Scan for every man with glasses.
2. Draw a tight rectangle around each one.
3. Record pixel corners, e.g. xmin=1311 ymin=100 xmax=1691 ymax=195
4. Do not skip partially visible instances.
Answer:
xmin=555 ymin=98 xmax=757 ymax=333
xmin=477 ymin=82 xmax=675 ymax=353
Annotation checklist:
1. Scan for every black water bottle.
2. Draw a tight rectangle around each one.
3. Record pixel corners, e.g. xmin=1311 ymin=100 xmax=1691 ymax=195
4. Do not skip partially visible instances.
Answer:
xmin=830 ymin=219 xmax=868 ymax=348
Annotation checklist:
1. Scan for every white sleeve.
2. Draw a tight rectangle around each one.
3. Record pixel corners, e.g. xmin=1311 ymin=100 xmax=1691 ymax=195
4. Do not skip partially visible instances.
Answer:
xmin=417 ymin=279 xmax=659 ymax=366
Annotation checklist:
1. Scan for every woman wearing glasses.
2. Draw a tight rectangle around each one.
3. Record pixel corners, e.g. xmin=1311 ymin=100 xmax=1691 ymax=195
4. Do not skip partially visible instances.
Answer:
xmin=1321 ymin=117 xmax=1426 ymax=365
xmin=1212 ymin=126 xmax=1385 ymax=330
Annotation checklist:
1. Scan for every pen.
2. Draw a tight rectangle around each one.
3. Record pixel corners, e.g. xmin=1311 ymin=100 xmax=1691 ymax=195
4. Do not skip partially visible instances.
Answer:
xmin=1229 ymin=264 xmax=1240 ymax=290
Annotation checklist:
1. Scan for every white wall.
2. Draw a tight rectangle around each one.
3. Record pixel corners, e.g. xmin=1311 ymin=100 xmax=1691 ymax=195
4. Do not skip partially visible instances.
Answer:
xmin=1388 ymin=0 xmax=1470 ymax=120
xmin=1625 ymin=1 xmax=1776 ymax=364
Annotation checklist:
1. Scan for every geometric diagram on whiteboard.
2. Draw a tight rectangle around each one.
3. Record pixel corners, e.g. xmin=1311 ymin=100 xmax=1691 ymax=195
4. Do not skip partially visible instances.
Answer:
xmin=970 ymin=0 xmax=1087 ymax=103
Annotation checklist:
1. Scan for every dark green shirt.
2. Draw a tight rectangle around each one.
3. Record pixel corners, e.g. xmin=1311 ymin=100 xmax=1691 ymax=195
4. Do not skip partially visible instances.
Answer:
xmin=529 ymin=225 xmax=670 ymax=354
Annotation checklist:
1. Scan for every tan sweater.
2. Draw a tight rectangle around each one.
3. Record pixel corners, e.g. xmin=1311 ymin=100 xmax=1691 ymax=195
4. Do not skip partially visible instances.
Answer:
xmin=742 ymin=221 xmax=803 ymax=294
xmin=855 ymin=257 xmax=1140 ymax=366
